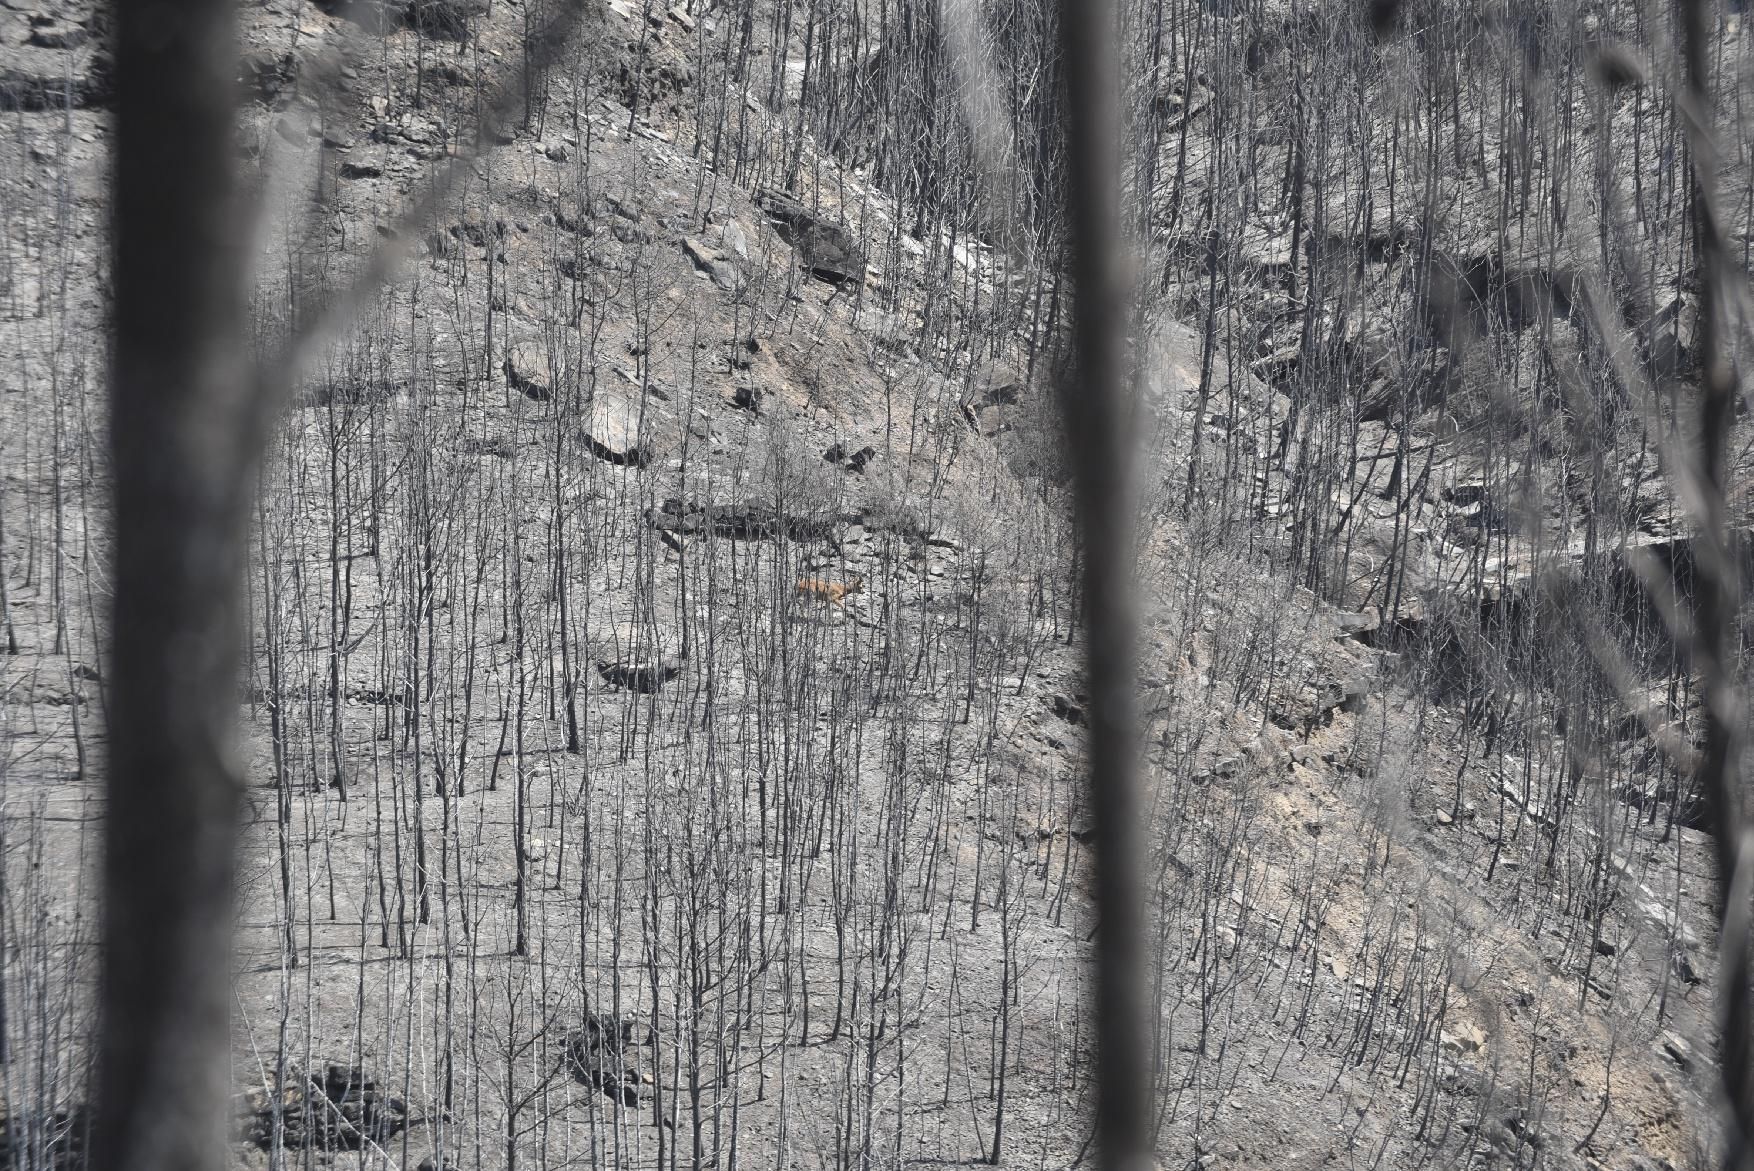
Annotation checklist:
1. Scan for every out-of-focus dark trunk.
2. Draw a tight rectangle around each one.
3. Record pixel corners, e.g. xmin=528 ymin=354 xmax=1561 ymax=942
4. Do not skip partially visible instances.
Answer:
xmin=97 ymin=0 xmax=249 ymax=1168
xmin=1678 ymin=1 xmax=1754 ymax=1166
xmin=1054 ymin=4 xmax=1152 ymax=1171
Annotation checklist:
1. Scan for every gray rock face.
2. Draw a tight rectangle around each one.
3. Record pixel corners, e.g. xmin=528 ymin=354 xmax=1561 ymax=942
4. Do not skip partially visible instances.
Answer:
xmin=682 ymin=236 xmax=742 ymax=292
xmin=614 ymin=34 xmax=692 ymax=116
xmin=721 ymin=217 xmax=749 ymax=259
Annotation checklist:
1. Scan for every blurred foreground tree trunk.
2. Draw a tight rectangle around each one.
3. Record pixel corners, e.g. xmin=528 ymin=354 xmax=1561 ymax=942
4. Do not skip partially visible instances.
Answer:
xmin=1054 ymin=4 xmax=1151 ymax=1171
xmin=1678 ymin=1 xmax=1754 ymax=1166
xmin=96 ymin=0 xmax=250 ymax=1168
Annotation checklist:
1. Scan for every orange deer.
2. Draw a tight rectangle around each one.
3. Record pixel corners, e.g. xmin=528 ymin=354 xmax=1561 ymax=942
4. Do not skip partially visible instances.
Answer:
xmin=795 ymin=576 xmax=863 ymax=608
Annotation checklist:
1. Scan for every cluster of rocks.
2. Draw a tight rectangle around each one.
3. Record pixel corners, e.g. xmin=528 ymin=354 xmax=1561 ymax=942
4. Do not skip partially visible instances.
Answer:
xmin=563 ymin=1015 xmax=656 ymax=1106
xmin=400 ymin=0 xmax=487 ymax=41
xmin=241 ymin=679 xmax=415 ymax=711
xmin=596 ymin=658 xmax=682 ymax=694
xmin=823 ymin=442 xmax=877 ymax=473
xmin=645 ymin=498 xmax=848 ymax=544
xmin=242 ymin=1064 xmax=409 ymax=1151
xmin=307 ymin=0 xmax=486 ymax=40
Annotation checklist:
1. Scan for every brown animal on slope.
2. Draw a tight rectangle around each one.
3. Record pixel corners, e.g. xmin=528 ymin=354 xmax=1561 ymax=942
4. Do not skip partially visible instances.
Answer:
xmin=795 ymin=576 xmax=863 ymax=607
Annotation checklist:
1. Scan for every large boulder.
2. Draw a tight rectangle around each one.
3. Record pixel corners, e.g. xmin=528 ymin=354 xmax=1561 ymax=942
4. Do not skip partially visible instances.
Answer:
xmin=1649 ymin=293 xmax=1697 ymax=378
xmin=755 ymin=189 xmax=865 ymax=286
xmin=582 ymin=384 xmax=655 ymax=466
xmin=504 ymin=342 xmax=554 ymax=401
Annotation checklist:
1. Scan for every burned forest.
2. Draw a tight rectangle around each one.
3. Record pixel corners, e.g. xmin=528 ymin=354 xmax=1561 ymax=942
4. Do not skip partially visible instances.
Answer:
xmin=3 ymin=1 xmax=1754 ymax=1170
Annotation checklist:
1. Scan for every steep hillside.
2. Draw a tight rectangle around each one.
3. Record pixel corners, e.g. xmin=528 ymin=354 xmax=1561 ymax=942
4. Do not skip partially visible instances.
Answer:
xmin=0 ymin=1 xmax=1745 ymax=1170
